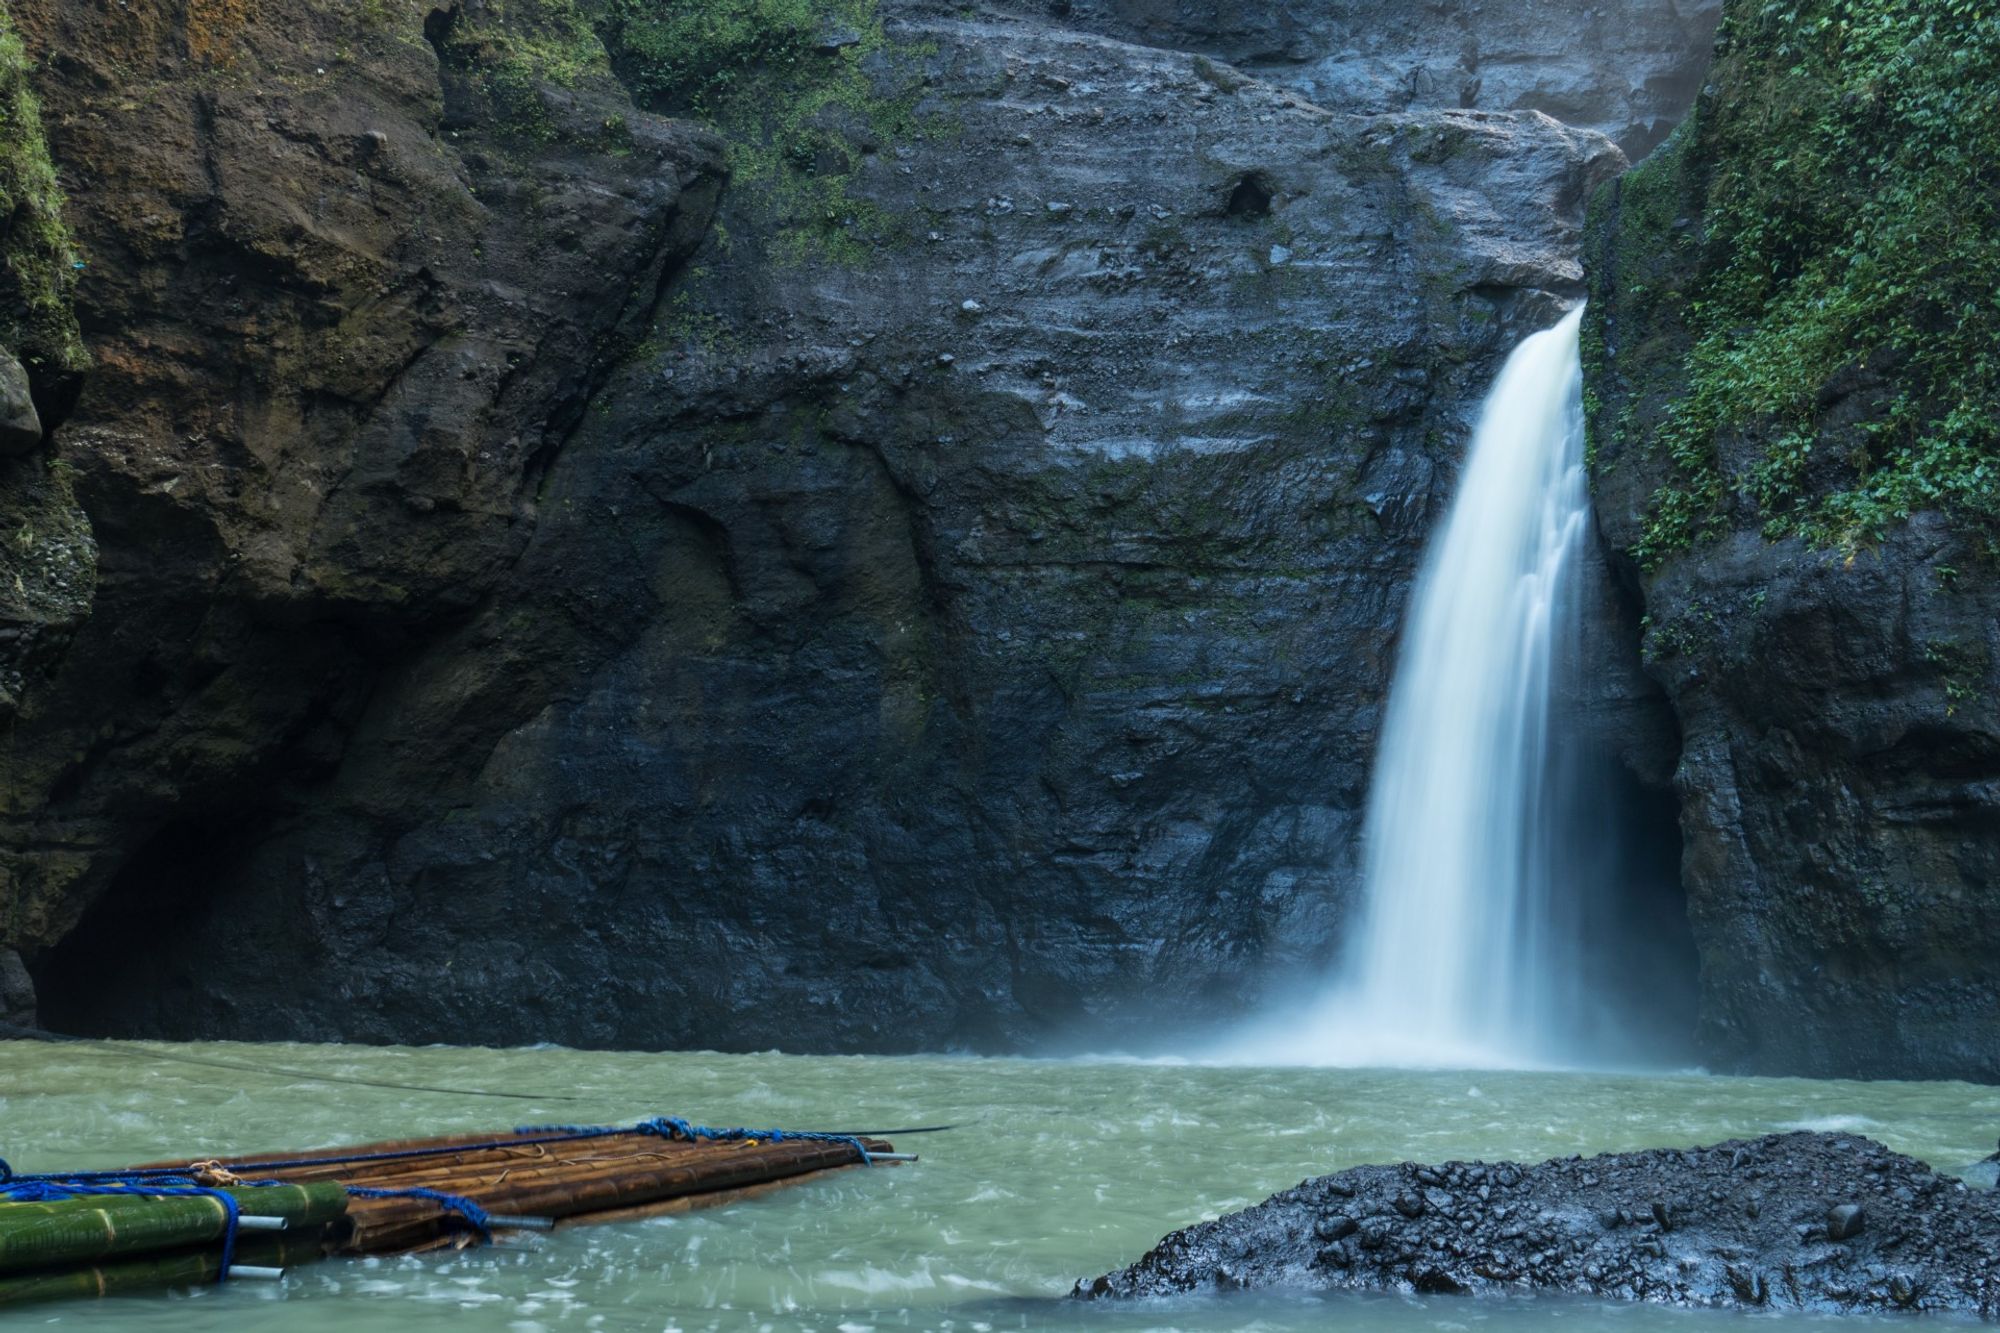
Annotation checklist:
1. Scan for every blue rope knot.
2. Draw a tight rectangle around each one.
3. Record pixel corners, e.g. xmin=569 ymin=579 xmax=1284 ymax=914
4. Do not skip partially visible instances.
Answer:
xmin=636 ymin=1116 xmax=700 ymax=1143
xmin=345 ymin=1185 xmax=493 ymax=1241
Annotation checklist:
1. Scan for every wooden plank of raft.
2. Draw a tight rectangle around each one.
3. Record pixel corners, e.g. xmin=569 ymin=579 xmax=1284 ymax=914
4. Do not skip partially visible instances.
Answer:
xmin=557 ymin=1164 xmax=870 ymax=1229
xmin=332 ymin=1138 xmax=887 ymax=1254
xmin=322 ymin=1147 xmax=751 ymax=1195
xmin=330 ymin=1138 xmax=878 ymax=1225
xmin=126 ymin=1127 xmax=627 ymax=1175
xmin=331 ymin=1135 xmax=792 ymax=1179
xmin=3 ymin=1125 xmax=904 ymax=1307
xmin=208 ymin=1139 xmax=690 ymax=1187
xmin=373 ymin=1168 xmax=875 ymax=1256
xmin=108 ymin=1129 xmax=895 ymax=1260
xmin=135 ymin=1129 xmax=820 ymax=1185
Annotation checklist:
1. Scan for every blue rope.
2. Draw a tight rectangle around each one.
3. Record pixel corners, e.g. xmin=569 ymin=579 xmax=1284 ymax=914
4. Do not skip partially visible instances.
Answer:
xmin=345 ymin=1186 xmax=492 ymax=1241
xmin=0 ymin=1160 xmax=249 ymax=1281
xmin=518 ymin=1117 xmax=874 ymax=1165
xmin=645 ymin=1116 xmax=874 ymax=1163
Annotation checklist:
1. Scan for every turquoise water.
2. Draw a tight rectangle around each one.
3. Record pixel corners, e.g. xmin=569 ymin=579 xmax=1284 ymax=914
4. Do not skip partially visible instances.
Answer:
xmin=2 ymin=1041 xmax=1995 ymax=1330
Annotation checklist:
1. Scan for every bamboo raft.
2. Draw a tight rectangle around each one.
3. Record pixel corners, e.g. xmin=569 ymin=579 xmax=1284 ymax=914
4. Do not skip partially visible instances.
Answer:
xmin=0 ymin=1118 xmax=905 ymax=1307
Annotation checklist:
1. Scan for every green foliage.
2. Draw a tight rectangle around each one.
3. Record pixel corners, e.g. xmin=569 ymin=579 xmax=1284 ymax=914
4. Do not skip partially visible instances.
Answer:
xmin=0 ymin=3 xmax=86 ymax=384
xmin=630 ymin=283 xmax=745 ymax=361
xmin=434 ymin=0 xmax=615 ymax=144
xmin=592 ymin=0 xmax=864 ymax=115
xmin=590 ymin=0 xmax=937 ymax=265
xmin=1605 ymin=0 xmax=2000 ymax=563
xmin=1922 ymin=635 xmax=1988 ymax=714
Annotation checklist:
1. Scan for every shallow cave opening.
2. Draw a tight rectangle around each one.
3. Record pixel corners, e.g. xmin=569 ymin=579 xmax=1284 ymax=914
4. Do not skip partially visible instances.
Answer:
xmin=1225 ymin=171 xmax=1275 ymax=219
xmin=31 ymin=816 xmax=247 ymax=1039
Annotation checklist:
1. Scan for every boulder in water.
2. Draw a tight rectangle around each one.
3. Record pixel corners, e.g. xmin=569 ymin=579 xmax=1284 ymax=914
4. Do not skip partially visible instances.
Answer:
xmin=1075 ymin=1131 xmax=2000 ymax=1316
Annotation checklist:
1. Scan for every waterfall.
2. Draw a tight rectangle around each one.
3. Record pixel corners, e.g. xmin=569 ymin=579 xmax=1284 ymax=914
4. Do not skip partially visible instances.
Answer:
xmin=1240 ymin=306 xmax=1595 ymax=1068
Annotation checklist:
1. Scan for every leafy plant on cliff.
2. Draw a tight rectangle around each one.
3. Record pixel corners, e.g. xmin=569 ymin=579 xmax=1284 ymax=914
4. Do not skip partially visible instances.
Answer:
xmin=1606 ymin=0 xmax=2000 ymax=562
xmin=430 ymin=0 xmax=618 ymax=145
xmin=589 ymin=0 xmax=936 ymax=264
xmin=0 ymin=3 xmax=86 ymax=384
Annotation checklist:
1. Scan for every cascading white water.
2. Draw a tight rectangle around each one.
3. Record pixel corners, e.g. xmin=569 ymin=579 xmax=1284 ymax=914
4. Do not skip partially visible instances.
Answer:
xmin=1237 ymin=306 xmax=1594 ymax=1068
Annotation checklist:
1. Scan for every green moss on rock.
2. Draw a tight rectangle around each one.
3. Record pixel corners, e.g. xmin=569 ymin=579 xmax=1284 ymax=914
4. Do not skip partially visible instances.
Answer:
xmin=1586 ymin=0 xmax=2000 ymax=564
xmin=590 ymin=0 xmax=940 ymax=265
xmin=0 ymin=2 xmax=86 ymax=391
xmin=430 ymin=0 xmax=623 ymax=145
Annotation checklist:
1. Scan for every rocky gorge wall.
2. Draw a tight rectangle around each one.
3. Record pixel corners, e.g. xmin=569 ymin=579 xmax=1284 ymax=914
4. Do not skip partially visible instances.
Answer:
xmin=0 ymin=0 xmax=726 ymax=1020
xmin=1 ymin=0 xmax=1728 ymax=1055
xmin=1585 ymin=0 xmax=2000 ymax=1080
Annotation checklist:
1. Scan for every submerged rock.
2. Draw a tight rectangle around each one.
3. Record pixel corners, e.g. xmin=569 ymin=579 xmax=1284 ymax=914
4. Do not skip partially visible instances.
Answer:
xmin=1077 ymin=1132 xmax=2000 ymax=1316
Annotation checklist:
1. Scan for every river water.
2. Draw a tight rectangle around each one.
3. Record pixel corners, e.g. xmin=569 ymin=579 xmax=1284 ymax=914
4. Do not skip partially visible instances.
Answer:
xmin=3 ymin=1041 xmax=1994 ymax=1331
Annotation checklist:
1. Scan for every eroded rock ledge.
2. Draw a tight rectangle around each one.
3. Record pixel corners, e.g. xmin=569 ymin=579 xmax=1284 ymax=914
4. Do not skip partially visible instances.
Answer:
xmin=1078 ymin=1132 xmax=2000 ymax=1316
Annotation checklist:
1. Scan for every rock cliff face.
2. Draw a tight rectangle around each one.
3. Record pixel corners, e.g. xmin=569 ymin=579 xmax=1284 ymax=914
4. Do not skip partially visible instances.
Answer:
xmin=0 ymin=0 xmax=724 ymax=1001
xmin=1583 ymin=0 xmax=2000 ymax=1082
xmin=976 ymin=0 xmax=1721 ymax=156
xmin=3 ymin=0 xmax=1711 ymax=1054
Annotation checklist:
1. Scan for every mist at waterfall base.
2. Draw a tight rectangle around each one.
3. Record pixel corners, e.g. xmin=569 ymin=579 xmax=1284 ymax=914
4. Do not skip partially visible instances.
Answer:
xmin=1227 ymin=307 xmax=1696 ymax=1071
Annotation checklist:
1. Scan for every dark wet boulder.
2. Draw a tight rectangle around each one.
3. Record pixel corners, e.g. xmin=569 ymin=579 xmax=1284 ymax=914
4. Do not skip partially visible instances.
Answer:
xmin=1076 ymin=1132 xmax=2000 ymax=1316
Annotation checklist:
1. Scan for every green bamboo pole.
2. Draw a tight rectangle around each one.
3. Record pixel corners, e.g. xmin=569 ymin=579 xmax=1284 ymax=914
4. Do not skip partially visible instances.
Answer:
xmin=0 ymin=1181 xmax=347 ymax=1274
xmin=0 ymin=1234 xmax=324 ymax=1307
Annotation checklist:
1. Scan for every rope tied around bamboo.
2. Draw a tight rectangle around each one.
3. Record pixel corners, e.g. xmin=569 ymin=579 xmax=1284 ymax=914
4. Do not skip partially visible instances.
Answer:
xmin=343 ymin=1186 xmax=493 ymax=1241
xmin=0 ymin=1112 xmax=916 ymax=1305
xmin=0 ymin=1162 xmax=349 ymax=1284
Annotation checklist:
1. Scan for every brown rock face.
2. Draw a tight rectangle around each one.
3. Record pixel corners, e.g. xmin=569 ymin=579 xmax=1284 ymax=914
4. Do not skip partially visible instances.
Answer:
xmin=0 ymin=0 xmax=722 ymax=951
